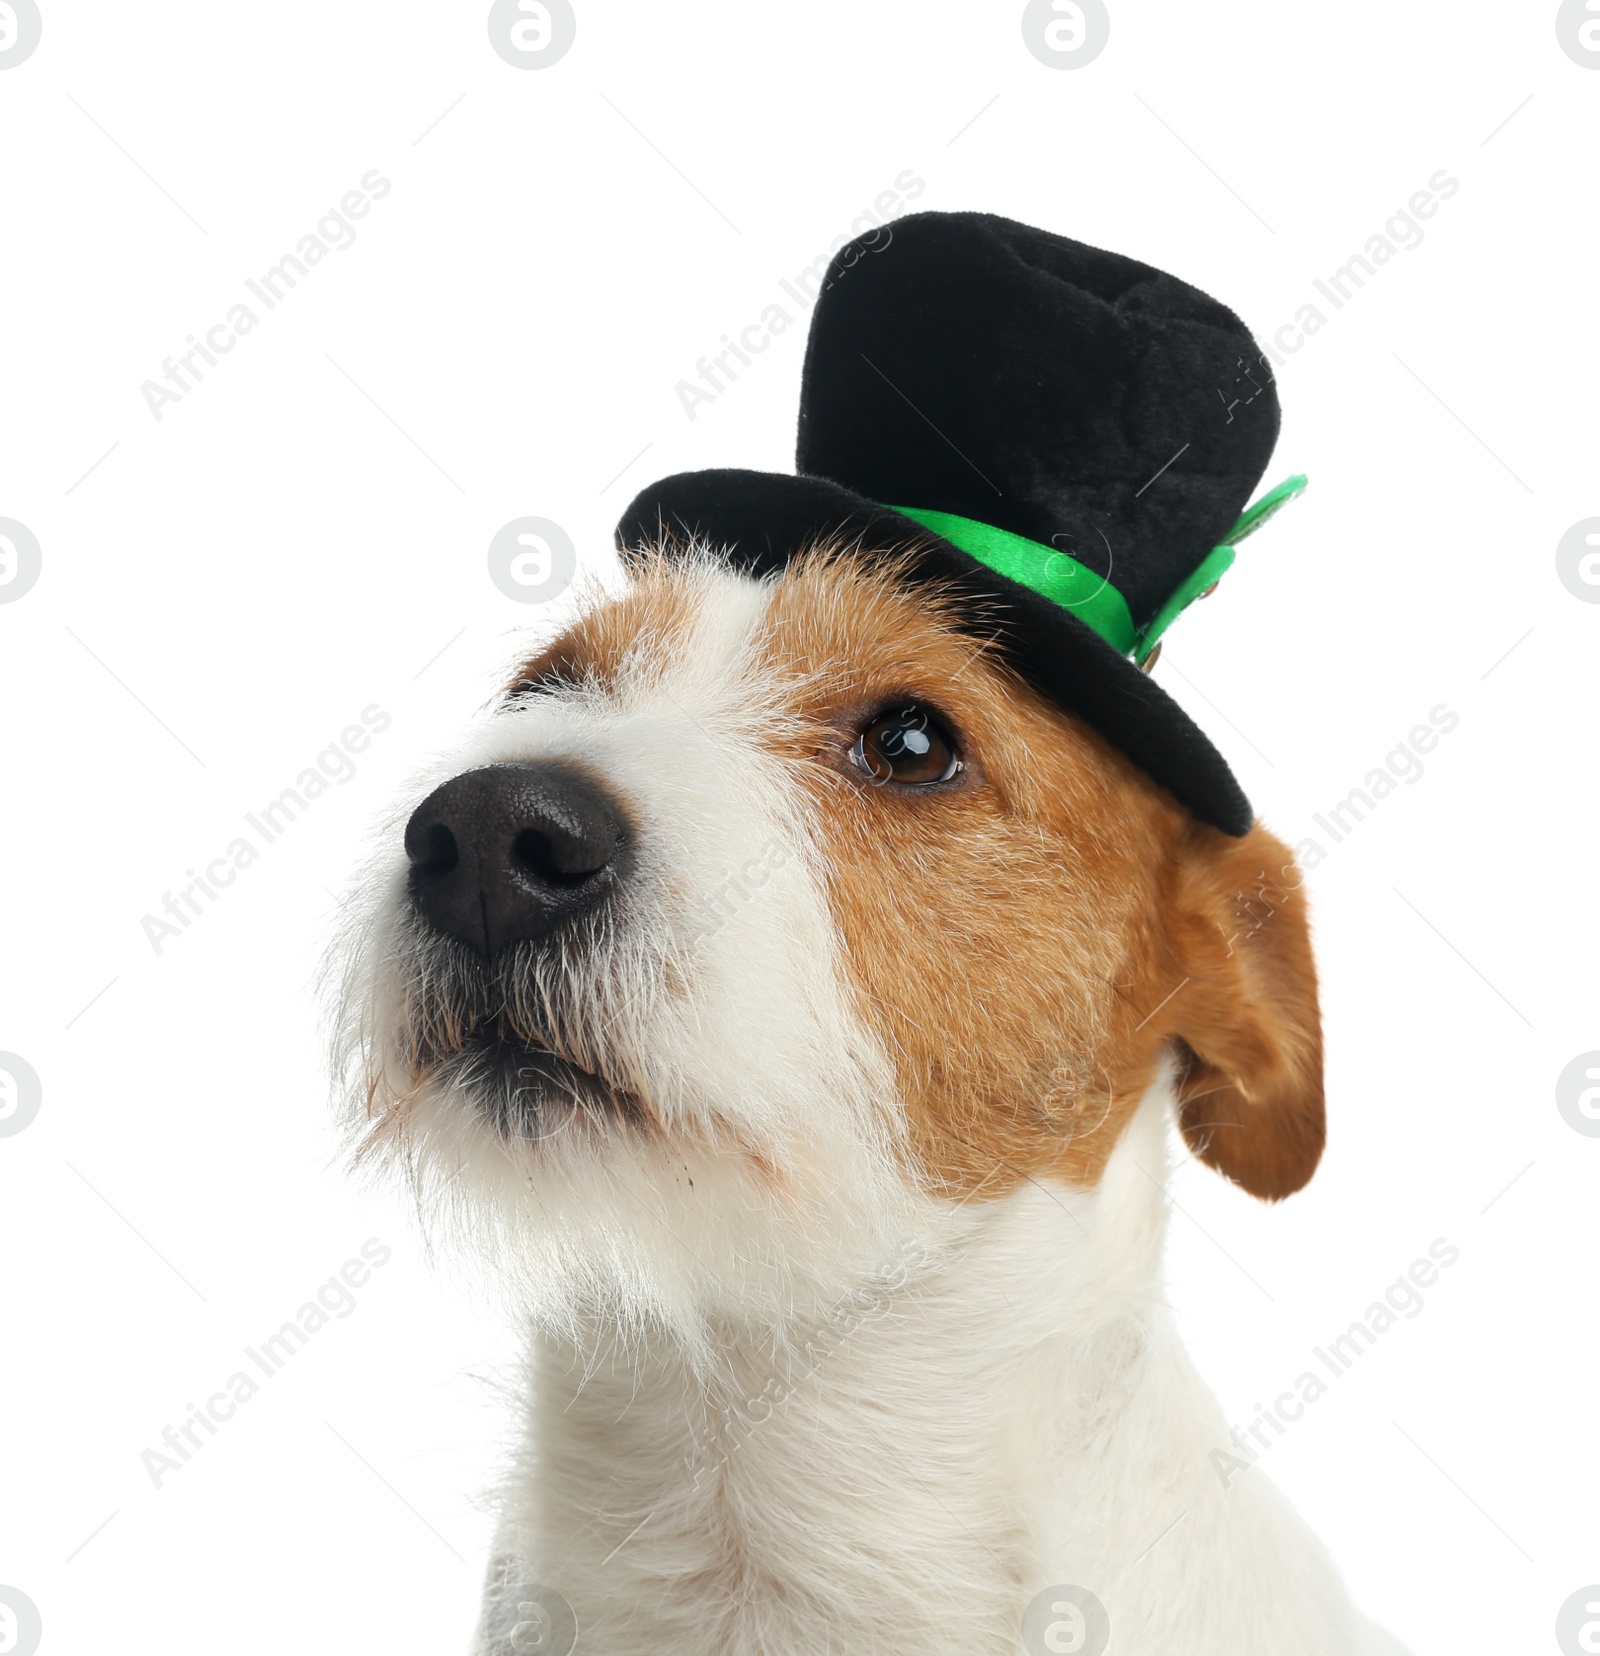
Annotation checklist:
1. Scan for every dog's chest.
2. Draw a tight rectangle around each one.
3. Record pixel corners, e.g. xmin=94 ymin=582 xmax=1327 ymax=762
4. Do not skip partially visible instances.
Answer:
xmin=483 ymin=1158 xmax=1384 ymax=1656
xmin=524 ymin=1292 xmax=1048 ymax=1655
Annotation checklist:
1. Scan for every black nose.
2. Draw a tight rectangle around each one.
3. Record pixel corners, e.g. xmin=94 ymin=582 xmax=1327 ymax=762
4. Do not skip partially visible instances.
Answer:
xmin=404 ymin=763 xmax=631 ymax=953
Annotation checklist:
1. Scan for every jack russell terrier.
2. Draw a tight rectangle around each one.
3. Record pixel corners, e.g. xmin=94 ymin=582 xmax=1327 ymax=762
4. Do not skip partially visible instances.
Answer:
xmin=331 ymin=212 xmax=1409 ymax=1654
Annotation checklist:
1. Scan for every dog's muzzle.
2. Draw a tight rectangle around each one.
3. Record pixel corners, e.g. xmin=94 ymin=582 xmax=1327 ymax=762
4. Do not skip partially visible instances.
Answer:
xmin=404 ymin=762 xmax=631 ymax=954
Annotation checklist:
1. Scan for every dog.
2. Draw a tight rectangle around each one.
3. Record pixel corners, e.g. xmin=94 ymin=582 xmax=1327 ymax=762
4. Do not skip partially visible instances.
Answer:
xmin=330 ymin=545 xmax=1409 ymax=1654
xmin=330 ymin=211 xmax=1409 ymax=1653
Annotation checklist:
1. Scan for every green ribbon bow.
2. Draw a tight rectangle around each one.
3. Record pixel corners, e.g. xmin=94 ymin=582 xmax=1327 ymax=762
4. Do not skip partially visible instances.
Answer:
xmin=893 ymin=473 xmax=1306 ymax=666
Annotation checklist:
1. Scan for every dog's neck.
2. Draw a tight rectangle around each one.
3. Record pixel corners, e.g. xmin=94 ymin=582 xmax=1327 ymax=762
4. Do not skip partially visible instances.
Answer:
xmin=480 ymin=1079 xmax=1365 ymax=1655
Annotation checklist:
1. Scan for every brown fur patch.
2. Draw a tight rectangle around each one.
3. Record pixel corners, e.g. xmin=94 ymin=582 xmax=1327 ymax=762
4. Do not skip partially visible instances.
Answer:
xmin=747 ymin=550 xmax=1325 ymax=1202
xmin=507 ymin=562 xmax=703 ymax=698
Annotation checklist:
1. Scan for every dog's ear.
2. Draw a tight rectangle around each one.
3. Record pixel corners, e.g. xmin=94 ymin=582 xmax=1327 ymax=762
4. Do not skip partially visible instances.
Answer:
xmin=1159 ymin=824 xmax=1325 ymax=1200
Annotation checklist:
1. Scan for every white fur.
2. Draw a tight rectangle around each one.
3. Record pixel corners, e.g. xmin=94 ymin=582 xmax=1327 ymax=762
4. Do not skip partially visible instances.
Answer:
xmin=476 ymin=1081 xmax=1406 ymax=1655
xmin=330 ymin=564 xmax=1407 ymax=1654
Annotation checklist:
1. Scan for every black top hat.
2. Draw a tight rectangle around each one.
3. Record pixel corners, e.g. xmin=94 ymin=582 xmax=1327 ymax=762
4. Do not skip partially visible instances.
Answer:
xmin=616 ymin=210 xmax=1303 ymax=836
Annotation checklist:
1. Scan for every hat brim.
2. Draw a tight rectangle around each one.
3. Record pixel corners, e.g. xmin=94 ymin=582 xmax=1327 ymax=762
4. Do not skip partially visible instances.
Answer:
xmin=615 ymin=468 xmax=1252 ymax=837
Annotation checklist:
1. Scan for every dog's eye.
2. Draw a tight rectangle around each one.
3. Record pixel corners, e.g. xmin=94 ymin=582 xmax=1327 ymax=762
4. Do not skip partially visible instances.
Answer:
xmin=850 ymin=705 xmax=963 ymax=786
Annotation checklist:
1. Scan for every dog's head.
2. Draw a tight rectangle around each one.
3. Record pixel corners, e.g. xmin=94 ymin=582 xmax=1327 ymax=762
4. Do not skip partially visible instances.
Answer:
xmin=330 ymin=546 xmax=1322 ymax=1333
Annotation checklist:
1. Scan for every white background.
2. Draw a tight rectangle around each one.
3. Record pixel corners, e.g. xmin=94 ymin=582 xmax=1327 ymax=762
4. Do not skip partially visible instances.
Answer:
xmin=1 ymin=3 xmax=1596 ymax=1652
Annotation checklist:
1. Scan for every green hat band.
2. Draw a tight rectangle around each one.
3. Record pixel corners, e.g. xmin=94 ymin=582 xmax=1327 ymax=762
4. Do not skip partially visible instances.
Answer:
xmin=893 ymin=473 xmax=1306 ymax=666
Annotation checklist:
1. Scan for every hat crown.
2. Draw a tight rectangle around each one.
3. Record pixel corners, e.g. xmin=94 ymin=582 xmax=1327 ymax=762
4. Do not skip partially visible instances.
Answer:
xmin=795 ymin=210 xmax=1279 ymax=626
